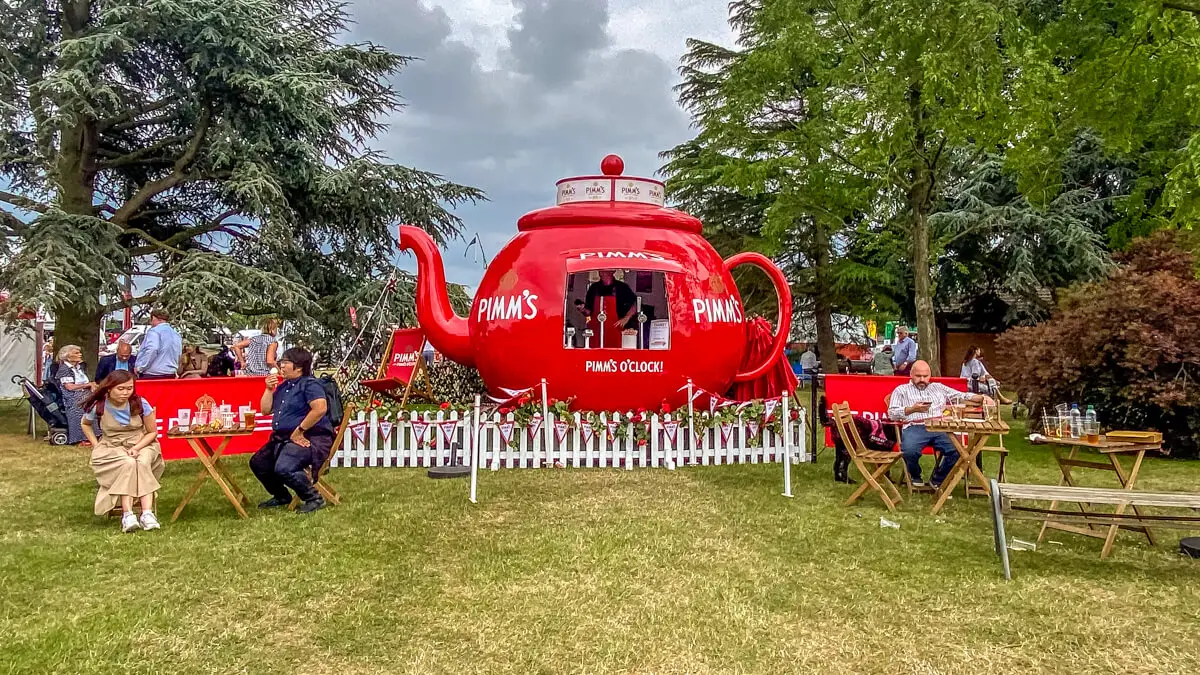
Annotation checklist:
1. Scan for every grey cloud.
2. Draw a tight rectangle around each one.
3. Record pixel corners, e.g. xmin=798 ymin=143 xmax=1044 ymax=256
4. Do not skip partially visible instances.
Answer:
xmin=349 ymin=0 xmax=695 ymax=288
xmin=506 ymin=0 xmax=611 ymax=87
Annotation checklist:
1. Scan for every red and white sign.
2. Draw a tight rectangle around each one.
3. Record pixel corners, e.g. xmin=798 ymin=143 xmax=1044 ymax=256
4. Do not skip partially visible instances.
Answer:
xmin=439 ymin=420 xmax=458 ymax=446
xmin=384 ymin=328 xmax=426 ymax=382
xmin=553 ymin=420 xmax=569 ymax=443
xmin=822 ymin=374 xmax=969 ymax=449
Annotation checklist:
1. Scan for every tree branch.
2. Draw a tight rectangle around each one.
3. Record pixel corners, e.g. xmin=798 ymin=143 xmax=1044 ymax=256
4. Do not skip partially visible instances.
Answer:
xmin=123 ymin=227 xmax=187 ymax=256
xmin=1164 ymin=1 xmax=1200 ymax=15
xmin=102 ymin=293 xmax=157 ymax=313
xmin=162 ymin=209 xmax=241 ymax=247
xmin=98 ymin=134 xmax=192 ymax=170
xmin=0 ymin=191 xmax=49 ymax=213
xmin=1 ymin=209 xmax=29 ymax=235
xmin=97 ymin=97 xmax=179 ymax=131
xmin=110 ymin=108 xmax=212 ymax=225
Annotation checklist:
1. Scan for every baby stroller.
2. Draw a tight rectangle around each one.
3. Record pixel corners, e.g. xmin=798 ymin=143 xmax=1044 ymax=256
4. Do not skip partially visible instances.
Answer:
xmin=12 ymin=374 xmax=70 ymax=445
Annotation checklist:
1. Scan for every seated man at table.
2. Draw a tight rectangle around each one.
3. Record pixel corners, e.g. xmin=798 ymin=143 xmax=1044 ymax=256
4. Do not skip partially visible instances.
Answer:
xmin=887 ymin=360 xmax=994 ymax=489
xmin=250 ymin=347 xmax=333 ymax=513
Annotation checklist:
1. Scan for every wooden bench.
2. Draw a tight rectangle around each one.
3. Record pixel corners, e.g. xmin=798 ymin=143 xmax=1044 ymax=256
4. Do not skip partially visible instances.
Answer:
xmin=989 ymin=480 xmax=1200 ymax=579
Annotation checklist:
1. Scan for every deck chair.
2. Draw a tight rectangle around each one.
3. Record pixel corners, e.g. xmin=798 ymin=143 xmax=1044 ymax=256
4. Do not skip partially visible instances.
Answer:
xmin=831 ymin=402 xmax=904 ymax=511
xmin=288 ymin=404 xmax=355 ymax=510
xmin=360 ymin=329 xmax=435 ymax=407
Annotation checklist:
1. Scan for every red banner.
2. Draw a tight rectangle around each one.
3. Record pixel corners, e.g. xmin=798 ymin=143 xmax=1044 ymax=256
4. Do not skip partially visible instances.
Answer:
xmin=822 ymin=374 xmax=968 ymax=449
xmin=384 ymin=328 xmax=426 ymax=381
xmin=138 ymin=377 xmax=274 ymax=460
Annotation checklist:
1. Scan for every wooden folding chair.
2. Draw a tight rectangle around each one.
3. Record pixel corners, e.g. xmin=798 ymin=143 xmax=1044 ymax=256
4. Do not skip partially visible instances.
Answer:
xmin=832 ymin=402 xmax=904 ymax=511
xmin=289 ymin=405 xmax=355 ymax=510
xmin=106 ymin=493 xmax=157 ymax=518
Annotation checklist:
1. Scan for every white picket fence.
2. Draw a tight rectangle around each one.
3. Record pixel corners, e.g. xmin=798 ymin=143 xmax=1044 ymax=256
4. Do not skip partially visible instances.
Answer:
xmin=331 ymin=407 xmax=808 ymax=470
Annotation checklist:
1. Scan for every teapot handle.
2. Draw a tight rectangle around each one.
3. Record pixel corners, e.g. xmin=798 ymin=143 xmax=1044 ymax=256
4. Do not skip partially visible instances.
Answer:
xmin=724 ymin=252 xmax=793 ymax=383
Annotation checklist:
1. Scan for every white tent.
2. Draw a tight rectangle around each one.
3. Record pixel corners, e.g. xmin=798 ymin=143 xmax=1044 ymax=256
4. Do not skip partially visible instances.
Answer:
xmin=0 ymin=323 xmax=37 ymax=399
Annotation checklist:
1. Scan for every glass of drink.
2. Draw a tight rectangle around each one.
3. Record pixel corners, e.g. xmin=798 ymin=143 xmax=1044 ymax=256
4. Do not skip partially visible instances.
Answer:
xmin=243 ymin=410 xmax=256 ymax=429
xmin=177 ymin=409 xmax=191 ymax=433
xmin=1085 ymin=421 xmax=1101 ymax=444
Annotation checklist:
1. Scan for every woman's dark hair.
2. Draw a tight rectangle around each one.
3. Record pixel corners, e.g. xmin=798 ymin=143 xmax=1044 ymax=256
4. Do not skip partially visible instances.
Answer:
xmin=962 ymin=345 xmax=981 ymax=365
xmin=280 ymin=347 xmax=314 ymax=376
xmin=82 ymin=370 xmax=145 ymax=417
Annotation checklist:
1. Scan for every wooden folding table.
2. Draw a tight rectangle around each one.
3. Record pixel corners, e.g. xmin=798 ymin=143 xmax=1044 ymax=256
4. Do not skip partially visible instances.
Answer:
xmin=923 ymin=417 xmax=1010 ymax=515
xmin=1033 ymin=435 xmax=1163 ymax=559
xmin=170 ymin=429 xmax=257 ymax=522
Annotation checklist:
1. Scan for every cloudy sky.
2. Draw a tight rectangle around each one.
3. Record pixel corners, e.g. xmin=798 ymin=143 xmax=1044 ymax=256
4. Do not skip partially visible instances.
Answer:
xmin=350 ymin=0 xmax=736 ymax=290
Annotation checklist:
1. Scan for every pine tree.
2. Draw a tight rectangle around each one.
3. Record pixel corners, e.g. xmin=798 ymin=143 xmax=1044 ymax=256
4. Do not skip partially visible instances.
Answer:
xmin=0 ymin=0 xmax=482 ymax=369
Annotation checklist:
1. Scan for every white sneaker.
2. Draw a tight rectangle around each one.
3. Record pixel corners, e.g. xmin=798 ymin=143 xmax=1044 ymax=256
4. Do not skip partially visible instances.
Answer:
xmin=121 ymin=512 xmax=141 ymax=533
xmin=139 ymin=511 xmax=161 ymax=530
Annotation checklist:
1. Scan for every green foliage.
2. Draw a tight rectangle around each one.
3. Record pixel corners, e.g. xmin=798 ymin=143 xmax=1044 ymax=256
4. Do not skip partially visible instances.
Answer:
xmin=0 ymin=0 xmax=482 ymax=366
xmin=995 ymin=231 xmax=1200 ymax=458
xmin=426 ymin=360 xmax=487 ymax=406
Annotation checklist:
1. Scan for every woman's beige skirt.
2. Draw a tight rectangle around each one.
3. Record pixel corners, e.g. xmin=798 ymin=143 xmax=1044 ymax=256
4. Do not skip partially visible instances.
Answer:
xmin=91 ymin=442 xmax=165 ymax=515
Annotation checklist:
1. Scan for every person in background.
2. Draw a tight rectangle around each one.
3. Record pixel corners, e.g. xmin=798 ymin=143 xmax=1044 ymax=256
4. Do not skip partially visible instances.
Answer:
xmin=81 ymin=371 xmax=164 ymax=532
xmin=800 ymin=346 xmax=818 ymax=374
xmin=57 ymin=344 xmax=96 ymax=445
xmin=961 ymin=345 xmax=1013 ymax=405
xmin=887 ymin=360 xmax=993 ymax=488
xmin=178 ymin=345 xmax=210 ymax=378
xmin=136 ymin=309 xmax=183 ymax=380
xmin=891 ymin=325 xmax=917 ymax=376
xmin=233 ymin=318 xmax=281 ymax=376
xmin=96 ymin=341 xmax=137 ymax=382
xmin=250 ymin=347 xmax=333 ymax=514
xmin=41 ymin=339 xmax=55 ymax=386
xmin=871 ymin=345 xmax=895 ymax=375
xmin=206 ymin=345 xmax=237 ymax=377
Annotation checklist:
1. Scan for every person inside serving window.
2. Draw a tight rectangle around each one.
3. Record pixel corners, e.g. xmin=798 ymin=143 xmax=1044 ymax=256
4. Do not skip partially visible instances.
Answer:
xmin=250 ymin=347 xmax=333 ymax=514
xmin=582 ymin=269 xmax=637 ymax=348
xmin=887 ymin=360 xmax=994 ymax=489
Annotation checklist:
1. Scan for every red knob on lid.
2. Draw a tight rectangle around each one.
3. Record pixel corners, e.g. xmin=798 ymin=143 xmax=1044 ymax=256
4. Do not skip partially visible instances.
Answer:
xmin=600 ymin=154 xmax=624 ymax=176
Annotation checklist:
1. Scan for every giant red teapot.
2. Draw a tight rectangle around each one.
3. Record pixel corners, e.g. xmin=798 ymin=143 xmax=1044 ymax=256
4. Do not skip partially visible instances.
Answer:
xmin=399 ymin=155 xmax=792 ymax=411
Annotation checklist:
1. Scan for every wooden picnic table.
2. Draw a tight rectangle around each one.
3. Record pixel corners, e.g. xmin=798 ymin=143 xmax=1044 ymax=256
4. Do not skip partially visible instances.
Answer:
xmin=1031 ymin=434 xmax=1164 ymax=559
xmin=923 ymin=416 xmax=1011 ymax=515
xmin=169 ymin=429 xmax=258 ymax=522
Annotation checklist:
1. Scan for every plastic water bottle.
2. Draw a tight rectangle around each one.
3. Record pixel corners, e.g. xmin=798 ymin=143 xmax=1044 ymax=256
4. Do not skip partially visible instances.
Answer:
xmin=1069 ymin=404 xmax=1082 ymax=439
xmin=1085 ymin=405 xmax=1097 ymax=426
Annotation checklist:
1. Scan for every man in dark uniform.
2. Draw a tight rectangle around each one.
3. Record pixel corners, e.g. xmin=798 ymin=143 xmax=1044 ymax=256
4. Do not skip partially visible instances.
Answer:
xmin=250 ymin=347 xmax=333 ymax=513
xmin=583 ymin=269 xmax=638 ymax=348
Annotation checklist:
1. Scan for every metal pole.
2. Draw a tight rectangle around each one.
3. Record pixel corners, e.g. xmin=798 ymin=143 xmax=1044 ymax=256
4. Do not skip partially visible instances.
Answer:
xmin=687 ymin=379 xmax=696 ymax=466
xmin=636 ymin=296 xmax=643 ymax=350
xmin=541 ymin=379 xmax=552 ymax=467
xmin=782 ymin=394 xmax=793 ymax=498
xmin=810 ymin=373 xmax=820 ymax=462
xmin=469 ymin=395 xmax=480 ymax=503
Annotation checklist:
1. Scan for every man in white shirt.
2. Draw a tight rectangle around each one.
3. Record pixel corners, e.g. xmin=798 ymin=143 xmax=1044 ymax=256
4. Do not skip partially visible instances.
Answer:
xmin=887 ymin=361 xmax=993 ymax=487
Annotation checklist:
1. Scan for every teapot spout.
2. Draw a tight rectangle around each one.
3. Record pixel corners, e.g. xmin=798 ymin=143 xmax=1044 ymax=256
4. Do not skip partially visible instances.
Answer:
xmin=398 ymin=225 xmax=474 ymax=368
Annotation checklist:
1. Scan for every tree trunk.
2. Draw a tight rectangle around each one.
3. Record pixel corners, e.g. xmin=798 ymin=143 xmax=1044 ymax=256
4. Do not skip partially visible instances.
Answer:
xmin=812 ymin=217 xmax=839 ymax=373
xmin=905 ymin=78 xmax=941 ymax=375
xmin=53 ymin=0 xmax=104 ymax=375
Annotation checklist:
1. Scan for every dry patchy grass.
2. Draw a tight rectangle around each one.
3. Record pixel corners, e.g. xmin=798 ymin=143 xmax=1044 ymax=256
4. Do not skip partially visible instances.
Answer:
xmin=1 ymin=399 xmax=1198 ymax=674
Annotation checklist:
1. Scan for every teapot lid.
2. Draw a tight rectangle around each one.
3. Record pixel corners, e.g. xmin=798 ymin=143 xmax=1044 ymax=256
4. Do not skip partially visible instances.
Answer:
xmin=518 ymin=155 xmax=701 ymax=233
xmin=554 ymin=155 xmax=666 ymax=207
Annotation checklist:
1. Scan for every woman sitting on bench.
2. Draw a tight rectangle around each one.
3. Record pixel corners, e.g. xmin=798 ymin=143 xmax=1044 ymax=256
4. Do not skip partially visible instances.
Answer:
xmin=81 ymin=371 xmax=165 ymax=533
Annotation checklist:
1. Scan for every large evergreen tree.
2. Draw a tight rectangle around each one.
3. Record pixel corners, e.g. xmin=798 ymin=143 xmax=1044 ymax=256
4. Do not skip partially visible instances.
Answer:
xmin=0 ymin=0 xmax=482 ymax=370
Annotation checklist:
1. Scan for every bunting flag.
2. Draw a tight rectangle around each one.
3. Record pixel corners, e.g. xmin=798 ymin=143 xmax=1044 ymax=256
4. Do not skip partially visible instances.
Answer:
xmin=486 ymin=385 xmax=537 ymax=406
xmin=498 ymin=421 xmax=515 ymax=446
xmin=350 ymin=421 xmax=367 ymax=443
xmin=747 ymin=420 xmax=760 ymax=438
xmin=720 ymin=422 xmax=733 ymax=445
xmin=763 ymin=399 xmax=779 ymax=423
xmin=554 ymin=420 xmax=569 ymax=443
xmin=378 ymin=420 xmax=393 ymax=442
xmin=581 ymin=424 xmax=595 ymax=446
xmin=606 ymin=420 xmax=619 ymax=441
xmin=348 ymin=306 xmax=358 ymax=328
xmin=709 ymin=394 xmax=723 ymax=415
xmin=676 ymin=382 xmax=706 ymax=404
xmin=527 ymin=415 xmax=543 ymax=440
xmin=439 ymin=419 xmax=458 ymax=446
xmin=663 ymin=420 xmax=679 ymax=445
xmin=412 ymin=420 xmax=430 ymax=445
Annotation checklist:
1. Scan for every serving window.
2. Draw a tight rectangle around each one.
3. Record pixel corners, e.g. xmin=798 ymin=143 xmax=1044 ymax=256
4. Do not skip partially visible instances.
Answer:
xmin=563 ymin=268 xmax=672 ymax=350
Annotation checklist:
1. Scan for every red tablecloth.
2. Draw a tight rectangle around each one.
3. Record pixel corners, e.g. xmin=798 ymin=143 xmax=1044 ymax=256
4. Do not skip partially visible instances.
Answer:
xmin=137 ymin=377 xmax=274 ymax=460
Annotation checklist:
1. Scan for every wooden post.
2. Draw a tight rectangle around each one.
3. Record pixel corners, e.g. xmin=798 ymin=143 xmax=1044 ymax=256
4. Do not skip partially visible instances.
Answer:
xmin=782 ymin=394 xmax=793 ymax=498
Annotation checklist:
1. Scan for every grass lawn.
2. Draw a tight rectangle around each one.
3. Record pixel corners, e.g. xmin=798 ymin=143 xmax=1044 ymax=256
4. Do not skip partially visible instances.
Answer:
xmin=1 ymin=398 xmax=1198 ymax=674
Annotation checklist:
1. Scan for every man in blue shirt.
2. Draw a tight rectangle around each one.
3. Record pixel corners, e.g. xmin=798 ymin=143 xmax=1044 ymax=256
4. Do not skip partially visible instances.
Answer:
xmin=96 ymin=341 xmax=137 ymax=382
xmin=250 ymin=347 xmax=332 ymax=513
xmin=891 ymin=325 xmax=917 ymax=376
xmin=135 ymin=309 xmax=183 ymax=379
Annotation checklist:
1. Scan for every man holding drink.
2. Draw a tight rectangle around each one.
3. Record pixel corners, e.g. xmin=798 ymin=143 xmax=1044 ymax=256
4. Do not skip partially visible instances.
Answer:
xmin=249 ymin=347 xmax=333 ymax=513
xmin=887 ymin=361 xmax=994 ymax=489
